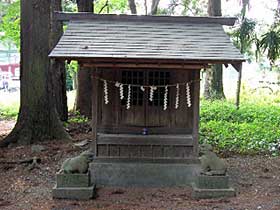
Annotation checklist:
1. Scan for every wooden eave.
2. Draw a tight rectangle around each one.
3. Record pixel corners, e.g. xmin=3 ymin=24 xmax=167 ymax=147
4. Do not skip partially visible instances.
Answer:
xmin=56 ymin=57 xmax=244 ymax=71
xmin=54 ymin=12 xmax=237 ymax=26
xmin=50 ymin=14 xmax=245 ymax=71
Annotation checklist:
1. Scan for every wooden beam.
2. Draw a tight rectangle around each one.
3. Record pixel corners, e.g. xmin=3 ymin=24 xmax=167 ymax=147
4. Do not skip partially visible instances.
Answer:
xmin=54 ymin=12 xmax=237 ymax=26
xmin=192 ymin=70 xmax=200 ymax=157
xmin=232 ymin=62 xmax=242 ymax=72
xmin=92 ymin=70 xmax=99 ymax=157
xmin=52 ymin=56 xmax=246 ymax=65
xmin=81 ymin=63 xmax=207 ymax=70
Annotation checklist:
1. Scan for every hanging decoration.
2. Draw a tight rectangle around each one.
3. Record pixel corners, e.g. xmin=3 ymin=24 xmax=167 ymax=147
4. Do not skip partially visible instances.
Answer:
xmin=115 ymin=82 xmax=124 ymax=100
xmin=96 ymin=76 xmax=199 ymax=110
xmin=149 ymin=86 xmax=157 ymax=102
xmin=186 ymin=83 xmax=192 ymax=107
xmin=163 ymin=86 xmax=168 ymax=111
xmin=175 ymin=83 xmax=180 ymax=109
xmin=127 ymin=85 xmax=131 ymax=110
xmin=103 ymin=80 xmax=109 ymax=104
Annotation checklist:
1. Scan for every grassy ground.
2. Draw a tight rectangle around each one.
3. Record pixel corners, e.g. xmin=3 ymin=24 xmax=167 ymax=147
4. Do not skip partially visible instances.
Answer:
xmin=0 ymin=90 xmax=76 ymax=119
xmin=0 ymin=91 xmax=19 ymax=119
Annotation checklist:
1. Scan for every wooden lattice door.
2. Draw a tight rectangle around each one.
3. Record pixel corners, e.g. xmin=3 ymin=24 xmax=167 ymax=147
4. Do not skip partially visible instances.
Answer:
xmin=120 ymin=70 xmax=170 ymax=130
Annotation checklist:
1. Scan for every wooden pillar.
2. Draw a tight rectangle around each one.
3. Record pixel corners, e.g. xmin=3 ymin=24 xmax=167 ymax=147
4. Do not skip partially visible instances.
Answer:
xmin=92 ymin=69 xmax=99 ymax=157
xmin=192 ymin=69 xmax=201 ymax=157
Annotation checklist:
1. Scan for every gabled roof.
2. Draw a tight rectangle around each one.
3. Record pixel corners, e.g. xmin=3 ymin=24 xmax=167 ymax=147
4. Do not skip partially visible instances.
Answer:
xmin=49 ymin=14 xmax=245 ymax=68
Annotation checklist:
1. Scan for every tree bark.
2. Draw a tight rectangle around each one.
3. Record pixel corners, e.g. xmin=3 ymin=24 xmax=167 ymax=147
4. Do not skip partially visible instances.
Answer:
xmin=128 ymin=0 xmax=137 ymax=14
xmin=0 ymin=0 xmax=70 ymax=147
xmin=235 ymin=67 xmax=242 ymax=109
xmin=203 ymin=0 xmax=225 ymax=100
xmin=150 ymin=0 xmax=160 ymax=15
xmin=75 ymin=0 xmax=93 ymax=118
xmin=50 ymin=0 xmax=68 ymax=121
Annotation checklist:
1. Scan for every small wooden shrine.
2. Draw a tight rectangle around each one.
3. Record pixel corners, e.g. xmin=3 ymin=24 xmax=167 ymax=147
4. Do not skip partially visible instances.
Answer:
xmin=50 ymin=13 xmax=244 ymax=186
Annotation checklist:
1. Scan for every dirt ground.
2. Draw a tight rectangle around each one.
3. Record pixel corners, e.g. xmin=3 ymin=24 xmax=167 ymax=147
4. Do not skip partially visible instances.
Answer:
xmin=1 ymin=119 xmax=280 ymax=210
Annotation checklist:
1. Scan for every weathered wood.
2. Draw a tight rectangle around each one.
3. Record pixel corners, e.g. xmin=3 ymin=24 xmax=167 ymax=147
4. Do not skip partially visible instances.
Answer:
xmin=92 ymin=70 xmax=99 ymax=156
xmin=54 ymin=12 xmax=237 ymax=26
xmin=49 ymin=18 xmax=244 ymax=64
xmin=97 ymin=134 xmax=193 ymax=146
xmin=192 ymin=70 xmax=200 ymax=157
xmin=57 ymin=57 xmax=244 ymax=66
xmin=82 ymin=63 xmax=205 ymax=70
xmin=98 ymin=126 xmax=193 ymax=134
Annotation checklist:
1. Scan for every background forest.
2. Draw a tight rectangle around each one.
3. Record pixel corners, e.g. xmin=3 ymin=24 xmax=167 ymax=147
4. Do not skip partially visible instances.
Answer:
xmin=1 ymin=0 xmax=280 ymax=154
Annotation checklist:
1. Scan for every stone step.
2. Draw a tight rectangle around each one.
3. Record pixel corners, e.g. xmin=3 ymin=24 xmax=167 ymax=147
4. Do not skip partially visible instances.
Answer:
xmin=52 ymin=185 xmax=96 ymax=200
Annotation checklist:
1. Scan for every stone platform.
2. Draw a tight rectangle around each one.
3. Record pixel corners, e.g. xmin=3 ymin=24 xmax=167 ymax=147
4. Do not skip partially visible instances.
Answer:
xmin=191 ymin=175 xmax=236 ymax=199
xmin=53 ymin=173 xmax=95 ymax=200
xmin=90 ymin=159 xmax=201 ymax=187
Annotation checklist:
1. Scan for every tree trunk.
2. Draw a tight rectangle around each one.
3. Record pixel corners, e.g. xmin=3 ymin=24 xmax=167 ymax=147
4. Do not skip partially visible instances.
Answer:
xmin=128 ymin=0 xmax=137 ymax=14
xmin=0 ymin=0 xmax=70 ymax=147
xmin=75 ymin=0 xmax=93 ymax=118
xmin=77 ymin=0 xmax=93 ymax=12
xmin=203 ymin=0 xmax=225 ymax=100
xmin=235 ymin=67 xmax=242 ymax=109
xmin=150 ymin=0 xmax=160 ymax=15
xmin=50 ymin=0 xmax=68 ymax=121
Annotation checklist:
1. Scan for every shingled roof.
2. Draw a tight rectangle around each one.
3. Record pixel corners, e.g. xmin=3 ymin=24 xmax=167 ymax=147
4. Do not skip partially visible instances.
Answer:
xmin=49 ymin=14 xmax=244 ymax=66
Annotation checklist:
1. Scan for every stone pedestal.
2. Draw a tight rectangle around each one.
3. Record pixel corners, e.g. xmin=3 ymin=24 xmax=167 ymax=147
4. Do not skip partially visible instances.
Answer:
xmin=90 ymin=160 xmax=201 ymax=187
xmin=191 ymin=175 xmax=236 ymax=199
xmin=53 ymin=173 xmax=95 ymax=200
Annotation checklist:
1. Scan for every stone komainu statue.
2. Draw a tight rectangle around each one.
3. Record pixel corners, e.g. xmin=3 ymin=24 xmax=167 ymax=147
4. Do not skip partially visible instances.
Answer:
xmin=59 ymin=150 xmax=94 ymax=174
xmin=199 ymin=144 xmax=227 ymax=176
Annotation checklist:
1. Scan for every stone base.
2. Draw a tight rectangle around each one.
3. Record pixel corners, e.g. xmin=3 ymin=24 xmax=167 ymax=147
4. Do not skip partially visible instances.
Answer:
xmin=90 ymin=160 xmax=201 ymax=187
xmin=56 ymin=173 xmax=90 ymax=188
xmin=191 ymin=183 xmax=236 ymax=199
xmin=53 ymin=172 xmax=95 ymax=200
xmin=196 ymin=175 xmax=230 ymax=189
xmin=52 ymin=185 xmax=96 ymax=200
xmin=191 ymin=175 xmax=236 ymax=199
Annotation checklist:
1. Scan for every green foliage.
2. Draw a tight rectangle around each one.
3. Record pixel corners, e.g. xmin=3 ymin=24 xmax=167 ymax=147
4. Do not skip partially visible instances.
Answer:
xmin=162 ymin=0 xmax=206 ymax=16
xmin=0 ymin=0 xmax=20 ymax=48
xmin=230 ymin=18 xmax=256 ymax=55
xmin=258 ymin=28 xmax=280 ymax=66
xmin=95 ymin=0 xmax=128 ymax=14
xmin=65 ymin=61 xmax=78 ymax=91
xmin=0 ymin=103 xmax=19 ymax=119
xmin=200 ymin=100 xmax=280 ymax=155
xmin=68 ymin=112 xmax=89 ymax=124
xmin=62 ymin=0 xmax=77 ymax=12
xmin=181 ymin=0 xmax=207 ymax=16
xmin=66 ymin=68 xmax=74 ymax=91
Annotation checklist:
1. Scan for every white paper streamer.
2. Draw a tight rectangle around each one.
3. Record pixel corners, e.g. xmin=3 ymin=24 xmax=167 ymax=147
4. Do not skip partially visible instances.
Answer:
xmin=126 ymin=85 xmax=131 ymax=110
xmin=103 ymin=80 xmax=109 ymax=104
xmin=163 ymin=86 xmax=168 ymax=111
xmin=149 ymin=86 xmax=157 ymax=102
xmin=115 ymin=82 xmax=124 ymax=100
xmin=175 ymin=83 xmax=180 ymax=109
xmin=186 ymin=83 xmax=191 ymax=108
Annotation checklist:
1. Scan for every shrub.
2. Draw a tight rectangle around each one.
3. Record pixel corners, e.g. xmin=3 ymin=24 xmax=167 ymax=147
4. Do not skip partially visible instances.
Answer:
xmin=200 ymin=100 xmax=280 ymax=155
